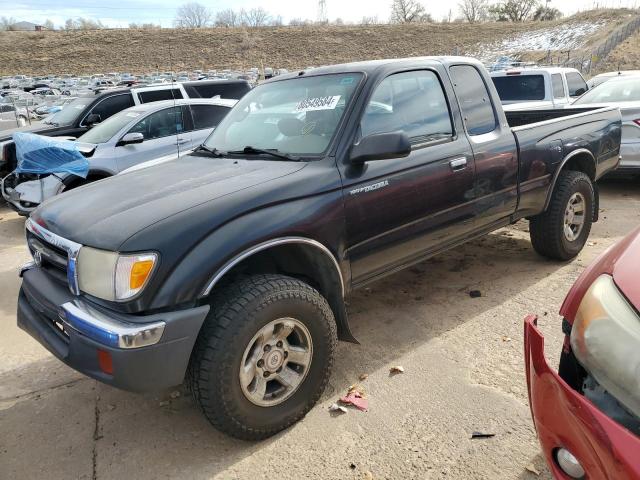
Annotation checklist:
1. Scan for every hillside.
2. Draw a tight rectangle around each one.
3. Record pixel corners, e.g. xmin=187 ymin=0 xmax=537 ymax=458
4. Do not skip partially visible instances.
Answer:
xmin=0 ymin=9 xmax=636 ymax=76
xmin=597 ymin=28 xmax=640 ymax=72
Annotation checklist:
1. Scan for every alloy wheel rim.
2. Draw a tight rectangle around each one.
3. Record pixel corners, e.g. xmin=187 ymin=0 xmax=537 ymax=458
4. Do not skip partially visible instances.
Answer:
xmin=564 ymin=192 xmax=586 ymax=242
xmin=239 ymin=317 xmax=313 ymax=407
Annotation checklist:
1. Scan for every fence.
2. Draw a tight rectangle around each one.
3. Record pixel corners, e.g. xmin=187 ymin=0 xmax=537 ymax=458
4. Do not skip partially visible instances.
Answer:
xmin=556 ymin=14 xmax=640 ymax=74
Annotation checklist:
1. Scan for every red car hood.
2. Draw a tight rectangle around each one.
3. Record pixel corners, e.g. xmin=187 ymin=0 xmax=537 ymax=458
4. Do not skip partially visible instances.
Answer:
xmin=561 ymin=226 xmax=640 ymax=321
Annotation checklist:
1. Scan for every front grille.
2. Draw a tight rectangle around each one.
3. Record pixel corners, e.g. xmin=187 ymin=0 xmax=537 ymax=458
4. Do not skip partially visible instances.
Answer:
xmin=25 ymin=219 xmax=82 ymax=295
xmin=27 ymin=231 xmax=68 ymax=272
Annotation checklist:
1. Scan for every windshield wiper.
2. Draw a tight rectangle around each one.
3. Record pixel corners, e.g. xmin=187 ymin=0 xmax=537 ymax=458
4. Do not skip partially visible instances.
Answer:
xmin=192 ymin=145 xmax=226 ymax=157
xmin=228 ymin=146 xmax=300 ymax=162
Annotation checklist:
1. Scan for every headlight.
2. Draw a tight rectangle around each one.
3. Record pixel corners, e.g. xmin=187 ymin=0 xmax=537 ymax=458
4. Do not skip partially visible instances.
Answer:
xmin=571 ymin=274 xmax=640 ymax=419
xmin=77 ymin=247 xmax=157 ymax=301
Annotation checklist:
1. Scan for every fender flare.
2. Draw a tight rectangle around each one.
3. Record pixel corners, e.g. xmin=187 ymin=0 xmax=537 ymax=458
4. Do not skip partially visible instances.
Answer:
xmin=543 ymin=148 xmax=596 ymax=212
xmin=199 ymin=237 xmax=358 ymax=344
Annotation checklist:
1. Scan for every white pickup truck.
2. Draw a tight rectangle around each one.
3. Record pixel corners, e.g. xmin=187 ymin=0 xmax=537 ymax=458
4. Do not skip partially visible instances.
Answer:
xmin=490 ymin=67 xmax=589 ymax=110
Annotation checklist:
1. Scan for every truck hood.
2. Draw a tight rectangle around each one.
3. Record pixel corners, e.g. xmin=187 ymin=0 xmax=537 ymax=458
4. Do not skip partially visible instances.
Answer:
xmin=31 ymin=155 xmax=307 ymax=250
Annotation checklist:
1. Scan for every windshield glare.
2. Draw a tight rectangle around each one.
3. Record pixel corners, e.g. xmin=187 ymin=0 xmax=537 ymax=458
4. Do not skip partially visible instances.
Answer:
xmin=203 ymin=73 xmax=363 ymax=156
xmin=77 ymin=108 xmax=143 ymax=144
xmin=46 ymin=97 xmax=90 ymax=126
xmin=574 ymin=76 xmax=640 ymax=104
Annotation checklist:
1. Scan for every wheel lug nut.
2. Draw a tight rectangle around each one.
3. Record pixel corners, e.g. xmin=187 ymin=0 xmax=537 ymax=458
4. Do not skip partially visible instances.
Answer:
xmin=264 ymin=344 xmax=271 ymax=352
xmin=257 ymin=359 xmax=264 ymax=368
xmin=276 ymin=341 xmax=283 ymax=348
xmin=263 ymin=371 xmax=270 ymax=377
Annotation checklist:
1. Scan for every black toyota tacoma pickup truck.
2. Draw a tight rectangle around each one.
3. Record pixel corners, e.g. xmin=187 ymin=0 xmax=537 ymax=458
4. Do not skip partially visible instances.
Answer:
xmin=17 ymin=57 xmax=621 ymax=440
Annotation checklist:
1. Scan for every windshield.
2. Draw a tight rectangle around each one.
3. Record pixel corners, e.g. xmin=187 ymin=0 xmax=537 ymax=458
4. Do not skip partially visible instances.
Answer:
xmin=203 ymin=73 xmax=363 ymax=156
xmin=77 ymin=108 xmax=143 ymax=144
xmin=492 ymin=75 xmax=546 ymax=101
xmin=574 ymin=76 xmax=640 ymax=104
xmin=45 ymin=97 xmax=91 ymax=126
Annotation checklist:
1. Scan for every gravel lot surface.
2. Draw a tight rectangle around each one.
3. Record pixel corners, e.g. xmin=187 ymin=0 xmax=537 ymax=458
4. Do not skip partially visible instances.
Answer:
xmin=1 ymin=179 xmax=638 ymax=479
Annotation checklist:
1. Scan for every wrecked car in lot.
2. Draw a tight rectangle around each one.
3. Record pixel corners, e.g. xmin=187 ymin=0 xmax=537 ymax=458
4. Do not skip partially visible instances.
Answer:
xmin=17 ymin=56 xmax=621 ymax=440
xmin=525 ymin=225 xmax=640 ymax=479
xmin=1 ymin=98 xmax=236 ymax=215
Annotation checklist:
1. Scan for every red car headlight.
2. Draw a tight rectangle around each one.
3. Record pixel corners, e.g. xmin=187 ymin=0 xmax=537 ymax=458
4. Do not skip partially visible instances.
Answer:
xmin=571 ymin=274 xmax=640 ymax=419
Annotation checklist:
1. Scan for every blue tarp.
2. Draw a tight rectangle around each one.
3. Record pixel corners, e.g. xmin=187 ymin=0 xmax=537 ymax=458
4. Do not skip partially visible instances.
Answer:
xmin=13 ymin=132 xmax=89 ymax=178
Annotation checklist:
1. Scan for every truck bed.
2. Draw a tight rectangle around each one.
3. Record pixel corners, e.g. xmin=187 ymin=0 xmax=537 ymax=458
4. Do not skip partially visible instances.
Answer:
xmin=505 ymin=107 xmax=601 ymax=128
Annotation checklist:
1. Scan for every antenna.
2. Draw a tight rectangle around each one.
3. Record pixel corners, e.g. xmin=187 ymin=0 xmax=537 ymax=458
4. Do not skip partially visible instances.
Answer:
xmin=317 ymin=0 xmax=328 ymax=23
xmin=167 ymin=45 xmax=181 ymax=158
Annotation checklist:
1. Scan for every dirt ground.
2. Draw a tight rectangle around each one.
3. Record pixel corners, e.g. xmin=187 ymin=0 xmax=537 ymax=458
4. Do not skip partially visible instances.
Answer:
xmin=0 ymin=179 xmax=639 ymax=479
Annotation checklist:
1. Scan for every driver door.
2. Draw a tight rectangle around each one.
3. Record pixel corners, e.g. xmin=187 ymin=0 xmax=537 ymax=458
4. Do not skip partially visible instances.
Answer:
xmin=339 ymin=68 xmax=477 ymax=286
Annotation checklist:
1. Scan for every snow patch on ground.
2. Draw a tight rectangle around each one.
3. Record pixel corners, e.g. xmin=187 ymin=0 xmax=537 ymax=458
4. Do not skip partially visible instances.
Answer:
xmin=476 ymin=21 xmax=606 ymax=62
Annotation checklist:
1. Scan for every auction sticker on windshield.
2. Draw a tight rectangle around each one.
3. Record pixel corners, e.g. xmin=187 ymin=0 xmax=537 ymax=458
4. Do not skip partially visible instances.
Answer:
xmin=295 ymin=96 xmax=341 ymax=112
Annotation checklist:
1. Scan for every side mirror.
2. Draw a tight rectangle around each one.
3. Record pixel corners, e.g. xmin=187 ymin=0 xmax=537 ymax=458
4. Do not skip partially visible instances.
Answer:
xmin=85 ymin=113 xmax=101 ymax=126
xmin=117 ymin=132 xmax=144 ymax=146
xmin=350 ymin=131 xmax=411 ymax=164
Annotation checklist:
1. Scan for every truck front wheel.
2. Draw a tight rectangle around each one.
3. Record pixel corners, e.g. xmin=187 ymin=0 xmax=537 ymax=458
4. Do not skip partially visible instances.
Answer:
xmin=529 ymin=170 xmax=595 ymax=260
xmin=187 ymin=274 xmax=337 ymax=440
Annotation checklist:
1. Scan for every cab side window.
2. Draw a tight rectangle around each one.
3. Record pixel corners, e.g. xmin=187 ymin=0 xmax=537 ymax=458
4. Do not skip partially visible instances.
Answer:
xmin=449 ymin=65 xmax=497 ymax=136
xmin=552 ymin=74 xmax=566 ymax=99
xmin=86 ymin=94 xmax=134 ymax=124
xmin=360 ymin=70 xmax=453 ymax=145
xmin=129 ymin=107 xmax=184 ymax=140
xmin=567 ymin=72 xmax=588 ymax=97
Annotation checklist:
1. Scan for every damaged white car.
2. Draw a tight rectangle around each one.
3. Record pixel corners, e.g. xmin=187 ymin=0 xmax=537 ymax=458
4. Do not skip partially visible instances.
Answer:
xmin=1 ymin=98 xmax=235 ymax=215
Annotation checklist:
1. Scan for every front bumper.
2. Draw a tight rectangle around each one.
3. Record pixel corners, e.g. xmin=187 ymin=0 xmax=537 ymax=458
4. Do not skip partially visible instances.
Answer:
xmin=18 ymin=266 xmax=210 ymax=392
xmin=524 ymin=315 xmax=640 ymax=479
xmin=1 ymin=173 xmax=64 ymax=216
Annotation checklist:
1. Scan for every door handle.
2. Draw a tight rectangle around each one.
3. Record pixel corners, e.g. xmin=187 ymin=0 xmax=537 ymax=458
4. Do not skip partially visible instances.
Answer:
xmin=449 ymin=157 xmax=467 ymax=171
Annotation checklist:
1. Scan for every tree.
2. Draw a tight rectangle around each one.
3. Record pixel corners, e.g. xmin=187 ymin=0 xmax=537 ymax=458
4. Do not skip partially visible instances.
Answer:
xmin=0 ymin=17 xmax=16 ymax=30
xmin=533 ymin=5 xmax=562 ymax=21
xmin=289 ymin=18 xmax=311 ymax=26
xmin=43 ymin=19 xmax=55 ymax=30
xmin=215 ymin=9 xmax=239 ymax=27
xmin=360 ymin=16 xmax=379 ymax=25
xmin=240 ymin=8 xmax=271 ymax=27
xmin=458 ymin=0 xmax=489 ymax=23
xmin=390 ymin=0 xmax=430 ymax=23
xmin=489 ymin=0 xmax=540 ymax=22
xmin=174 ymin=2 xmax=212 ymax=28
xmin=129 ymin=22 xmax=160 ymax=29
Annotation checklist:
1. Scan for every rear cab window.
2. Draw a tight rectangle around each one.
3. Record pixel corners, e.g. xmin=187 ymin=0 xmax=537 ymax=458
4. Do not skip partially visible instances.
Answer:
xmin=491 ymin=74 xmax=546 ymax=101
xmin=450 ymin=65 xmax=497 ymax=136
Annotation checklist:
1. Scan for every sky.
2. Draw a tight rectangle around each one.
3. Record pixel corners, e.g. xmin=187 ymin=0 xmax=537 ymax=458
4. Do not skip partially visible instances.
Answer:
xmin=3 ymin=0 xmax=640 ymax=28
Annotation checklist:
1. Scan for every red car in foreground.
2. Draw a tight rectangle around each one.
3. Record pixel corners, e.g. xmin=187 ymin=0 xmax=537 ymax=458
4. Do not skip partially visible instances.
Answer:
xmin=525 ymin=226 xmax=640 ymax=479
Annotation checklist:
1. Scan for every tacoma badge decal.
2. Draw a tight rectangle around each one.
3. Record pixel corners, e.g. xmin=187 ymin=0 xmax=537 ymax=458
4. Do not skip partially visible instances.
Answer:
xmin=350 ymin=180 xmax=389 ymax=196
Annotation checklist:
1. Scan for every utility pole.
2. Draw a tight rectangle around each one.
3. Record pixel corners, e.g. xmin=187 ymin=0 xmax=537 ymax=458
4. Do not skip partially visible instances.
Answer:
xmin=317 ymin=0 xmax=328 ymax=24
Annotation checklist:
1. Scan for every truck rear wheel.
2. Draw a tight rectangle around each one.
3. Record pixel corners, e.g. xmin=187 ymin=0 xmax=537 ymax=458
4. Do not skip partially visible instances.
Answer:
xmin=529 ymin=170 xmax=594 ymax=260
xmin=187 ymin=274 xmax=337 ymax=440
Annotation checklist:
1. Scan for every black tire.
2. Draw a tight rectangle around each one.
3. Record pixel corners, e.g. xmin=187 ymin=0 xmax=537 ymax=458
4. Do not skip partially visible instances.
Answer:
xmin=187 ymin=274 xmax=337 ymax=440
xmin=529 ymin=170 xmax=594 ymax=260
